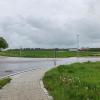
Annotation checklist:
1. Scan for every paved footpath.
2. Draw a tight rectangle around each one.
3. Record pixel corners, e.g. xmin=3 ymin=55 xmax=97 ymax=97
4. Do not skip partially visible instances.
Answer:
xmin=0 ymin=68 xmax=49 ymax=100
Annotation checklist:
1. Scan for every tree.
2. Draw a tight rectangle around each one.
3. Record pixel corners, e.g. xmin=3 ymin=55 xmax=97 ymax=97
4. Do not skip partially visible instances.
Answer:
xmin=0 ymin=37 xmax=8 ymax=50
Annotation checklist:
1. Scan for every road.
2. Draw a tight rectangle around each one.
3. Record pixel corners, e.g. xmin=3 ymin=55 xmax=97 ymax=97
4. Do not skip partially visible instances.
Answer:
xmin=0 ymin=57 xmax=100 ymax=100
xmin=0 ymin=57 xmax=100 ymax=78
xmin=0 ymin=57 xmax=76 ymax=78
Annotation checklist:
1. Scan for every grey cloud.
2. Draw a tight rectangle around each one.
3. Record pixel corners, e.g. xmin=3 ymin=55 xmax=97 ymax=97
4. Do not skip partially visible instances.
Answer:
xmin=0 ymin=0 xmax=100 ymax=48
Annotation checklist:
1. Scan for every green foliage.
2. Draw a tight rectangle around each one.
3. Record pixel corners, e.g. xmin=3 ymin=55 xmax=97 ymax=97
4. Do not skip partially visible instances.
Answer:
xmin=43 ymin=62 xmax=100 ymax=100
xmin=0 ymin=77 xmax=11 ymax=89
xmin=0 ymin=50 xmax=99 ymax=58
xmin=0 ymin=37 xmax=8 ymax=49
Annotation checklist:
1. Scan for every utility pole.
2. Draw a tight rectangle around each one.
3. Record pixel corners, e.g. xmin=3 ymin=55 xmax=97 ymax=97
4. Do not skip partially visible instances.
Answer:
xmin=54 ymin=48 xmax=57 ymax=66
xmin=20 ymin=46 xmax=22 ymax=57
xmin=77 ymin=34 xmax=80 ymax=60
xmin=77 ymin=34 xmax=79 ymax=51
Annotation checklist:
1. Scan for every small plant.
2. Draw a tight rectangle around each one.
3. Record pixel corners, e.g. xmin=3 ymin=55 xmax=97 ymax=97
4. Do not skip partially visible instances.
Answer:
xmin=87 ymin=60 xmax=91 ymax=63
xmin=0 ymin=77 xmax=11 ymax=89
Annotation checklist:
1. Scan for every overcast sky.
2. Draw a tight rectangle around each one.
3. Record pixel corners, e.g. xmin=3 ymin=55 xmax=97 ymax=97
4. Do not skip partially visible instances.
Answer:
xmin=0 ymin=0 xmax=100 ymax=48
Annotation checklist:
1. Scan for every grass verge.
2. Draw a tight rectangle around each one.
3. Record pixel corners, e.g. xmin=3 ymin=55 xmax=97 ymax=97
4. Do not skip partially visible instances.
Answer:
xmin=0 ymin=77 xmax=11 ymax=89
xmin=43 ymin=62 xmax=100 ymax=100
xmin=0 ymin=50 xmax=100 ymax=58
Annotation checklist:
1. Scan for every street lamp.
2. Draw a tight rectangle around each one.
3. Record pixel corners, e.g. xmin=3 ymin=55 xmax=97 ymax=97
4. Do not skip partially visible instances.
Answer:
xmin=77 ymin=34 xmax=80 ymax=60
xmin=54 ymin=48 xmax=57 ymax=66
xmin=20 ymin=46 xmax=22 ymax=56
xmin=77 ymin=34 xmax=79 ymax=51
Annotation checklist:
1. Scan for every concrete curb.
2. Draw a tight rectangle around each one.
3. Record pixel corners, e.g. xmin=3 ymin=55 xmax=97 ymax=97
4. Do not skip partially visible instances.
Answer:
xmin=40 ymin=80 xmax=53 ymax=100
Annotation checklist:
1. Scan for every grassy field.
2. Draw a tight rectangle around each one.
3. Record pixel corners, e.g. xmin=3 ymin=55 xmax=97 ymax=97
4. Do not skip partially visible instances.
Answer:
xmin=0 ymin=77 xmax=11 ymax=89
xmin=0 ymin=50 xmax=99 ymax=58
xmin=43 ymin=62 xmax=100 ymax=100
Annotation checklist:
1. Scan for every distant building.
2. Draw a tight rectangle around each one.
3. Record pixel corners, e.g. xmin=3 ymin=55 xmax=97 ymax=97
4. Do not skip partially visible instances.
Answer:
xmin=68 ymin=48 xmax=78 ymax=52
xmin=79 ymin=47 xmax=89 ymax=51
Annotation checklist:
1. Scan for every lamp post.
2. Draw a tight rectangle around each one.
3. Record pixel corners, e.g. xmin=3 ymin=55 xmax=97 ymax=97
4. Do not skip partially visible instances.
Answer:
xmin=54 ymin=48 xmax=57 ymax=66
xmin=77 ymin=34 xmax=79 ymax=50
xmin=77 ymin=34 xmax=80 ymax=60
xmin=20 ymin=46 xmax=22 ymax=56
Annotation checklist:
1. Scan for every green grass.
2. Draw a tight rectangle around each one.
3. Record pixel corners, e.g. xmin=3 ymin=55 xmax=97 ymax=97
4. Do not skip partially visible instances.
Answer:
xmin=0 ymin=50 xmax=99 ymax=58
xmin=43 ymin=62 xmax=100 ymax=100
xmin=0 ymin=77 xmax=11 ymax=89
